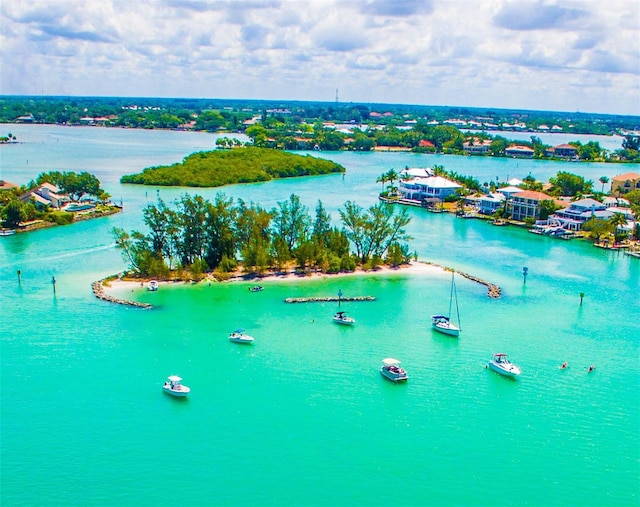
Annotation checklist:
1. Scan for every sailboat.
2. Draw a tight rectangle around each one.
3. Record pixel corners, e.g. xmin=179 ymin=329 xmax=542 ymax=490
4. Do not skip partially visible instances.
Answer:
xmin=432 ymin=272 xmax=461 ymax=337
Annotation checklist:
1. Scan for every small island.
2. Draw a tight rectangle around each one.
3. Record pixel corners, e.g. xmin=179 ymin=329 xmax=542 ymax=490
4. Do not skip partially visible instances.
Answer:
xmin=120 ymin=146 xmax=345 ymax=187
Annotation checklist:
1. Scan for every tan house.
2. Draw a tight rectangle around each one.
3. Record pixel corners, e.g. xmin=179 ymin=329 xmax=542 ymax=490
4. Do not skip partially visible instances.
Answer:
xmin=611 ymin=172 xmax=640 ymax=195
xmin=505 ymin=145 xmax=535 ymax=158
xmin=508 ymin=190 xmax=556 ymax=222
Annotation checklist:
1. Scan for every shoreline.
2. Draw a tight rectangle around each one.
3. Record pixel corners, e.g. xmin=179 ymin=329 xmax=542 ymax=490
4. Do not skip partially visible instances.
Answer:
xmin=95 ymin=260 xmax=502 ymax=308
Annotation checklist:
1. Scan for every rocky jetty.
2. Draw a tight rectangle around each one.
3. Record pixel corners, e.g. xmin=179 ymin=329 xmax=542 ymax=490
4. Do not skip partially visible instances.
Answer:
xmin=92 ymin=279 xmax=152 ymax=309
xmin=285 ymin=296 xmax=376 ymax=303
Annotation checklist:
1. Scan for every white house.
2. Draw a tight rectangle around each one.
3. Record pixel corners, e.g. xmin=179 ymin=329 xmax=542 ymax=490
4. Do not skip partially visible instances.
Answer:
xmin=399 ymin=175 xmax=462 ymax=202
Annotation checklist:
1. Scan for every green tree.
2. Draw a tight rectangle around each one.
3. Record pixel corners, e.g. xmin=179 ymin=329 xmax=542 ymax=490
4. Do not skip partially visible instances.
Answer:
xmin=609 ymin=212 xmax=628 ymax=242
xmin=582 ymin=218 xmax=613 ymax=243
xmin=3 ymin=199 xmax=26 ymax=227
xmin=599 ymin=176 xmax=610 ymax=193
xmin=548 ymin=171 xmax=593 ymax=197
xmin=272 ymin=194 xmax=310 ymax=252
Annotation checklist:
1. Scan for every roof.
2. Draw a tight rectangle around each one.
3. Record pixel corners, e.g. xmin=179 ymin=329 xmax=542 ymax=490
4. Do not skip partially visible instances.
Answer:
xmin=613 ymin=172 xmax=640 ymax=180
xmin=505 ymin=145 xmax=535 ymax=152
xmin=554 ymin=144 xmax=577 ymax=150
xmin=412 ymin=176 xmax=462 ymax=189
xmin=497 ymin=185 xmax=524 ymax=193
xmin=0 ymin=180 xmax=19 ymax=190
xmin=167 ymin=375 xmax=182 ymax=382
xmin=382 ymin=358 xmax=401 ymax=365
xmin=512 ymin=190 xmax=554 ymax=201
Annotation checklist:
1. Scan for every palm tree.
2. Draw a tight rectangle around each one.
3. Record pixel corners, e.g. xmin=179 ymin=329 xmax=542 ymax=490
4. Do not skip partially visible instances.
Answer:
xmin=432 ymin=165 xmax=447 ymax=177
xmin=385 ymin=169 xmax=399 ymax=188
xmin=609 ymin=212 xmax=628 ymax=243
xmin=376 ymin=173 xmax=388 ymax=193
xmin=599 ymin=175 xmax=610 ymax=193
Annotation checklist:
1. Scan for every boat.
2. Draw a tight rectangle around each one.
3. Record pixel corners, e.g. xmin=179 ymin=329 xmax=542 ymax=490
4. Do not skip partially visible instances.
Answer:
xmin=229 ymin=329 xmax=254 ymax=344
xmin=0 ymin=229 xmax=16 ymax=236
xmin=333 ymin=311 xmax=355 ymax=325
xmin=249 ymin=285 xmax=264 ymax=292
xmin=380 ymin=358 xmax=408 ymax=382
xmin=487 ymin=353 xmax=521 ymax=377
xmin=147 ymin=280 xmax=159 ymax=291
xmin=432 ymin=272 xmax=461 ymax=337
xmin=492 ymin=218 xmax=507 ymax=226
xmin=162 ymin=375 xmax=190 ymax=397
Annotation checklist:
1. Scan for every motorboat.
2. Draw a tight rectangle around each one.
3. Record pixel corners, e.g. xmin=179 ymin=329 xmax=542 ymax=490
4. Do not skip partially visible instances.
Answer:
xmin=229 ymin=329 xmax=254 ymax=344
xmin=432 ymin=272 xmax=461 ymax=337
xmin=162 ymin=375 xmax=190 ymax=397
xmin=333 ymin=311 xmax=355 ymax=325
xmin=249 ymin=285 xmax=264 ymax=292
xmin=487 ymin=353 xmax=521 ymax=377
xmin=0 ymin=229 xmax=16 ymax=236
xmin=147 ymin=280 xmax=159 ymax=291
xmin=380 ymin=358 xmax=408 ymax=382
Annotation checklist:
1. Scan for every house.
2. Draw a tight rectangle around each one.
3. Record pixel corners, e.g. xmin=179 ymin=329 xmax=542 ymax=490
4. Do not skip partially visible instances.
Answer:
xmin=551 ymin=198 xmax=611 ymax=231
xmin=508 ymin=190 xmax=556 ymax=222
xmin=418 ymin=140 xmax=435 ymax=150
xmin=476 ymin=193 xmax=506 ymax=215
xmin=399 ymin=167 xmax=433 ymax=179
xmin=20 ymin=182 xmax=68 ymax=209
xmin=0 ymin=180 xmax=19 ymax=191
xmin=546 ymin=143 xmax=578 ymax=158
xmin=463 ymin=139 xmax=492 ymax=155
xmin=399 ymin=175 xmax=462 ymax=202
xmin=505 ymin=145 xmax=535 ymax=158
xmin=610 ymin=172 xmax=640 ymax=195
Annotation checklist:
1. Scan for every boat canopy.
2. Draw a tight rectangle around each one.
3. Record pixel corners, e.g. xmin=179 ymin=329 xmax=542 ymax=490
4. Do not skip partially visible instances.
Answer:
xmin=382 ymin=358 xmax=401 ymax=366
xmin=432 ymin=315 xmax=449 ymax=320
xmin=233 ymin=329 xmax=246 ymax=334
xmin=167 ymin=375 xmax=183 ymax=382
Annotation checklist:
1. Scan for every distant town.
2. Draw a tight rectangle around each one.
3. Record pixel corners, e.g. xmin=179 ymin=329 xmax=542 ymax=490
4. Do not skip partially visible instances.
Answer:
xmin=1 ymin=96 xmax=639 ymax=163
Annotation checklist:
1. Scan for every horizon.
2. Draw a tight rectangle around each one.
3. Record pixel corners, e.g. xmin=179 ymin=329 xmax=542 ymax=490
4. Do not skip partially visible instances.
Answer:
xmin=1 ymin=1 xmax=639 ymax=117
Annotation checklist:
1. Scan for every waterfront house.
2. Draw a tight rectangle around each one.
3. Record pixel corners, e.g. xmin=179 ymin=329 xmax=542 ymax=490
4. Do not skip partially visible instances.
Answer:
xmin=20 ymin=182 xmax=68 ymax=209
xmin=551 ymin=198 xmax=610 ymax=231
xmin=505 ymin=145 xmax=535 ymax=158
xmin=477 ymin=193 xmax=506 ymax=215
xmin=546 ymin=144 xmax=579 ymax=159
xmin=508 ymin=190 xmax=555 ymax=222
xmin=463 ymin=139 xmax=492 ymax=155
xmin=0 ymin=180 xmax=19 ymax=192
xmin=399 ymin=175 xmax=462 ymax=202
xmin=611 ymin=172 xmax=640 ymax=195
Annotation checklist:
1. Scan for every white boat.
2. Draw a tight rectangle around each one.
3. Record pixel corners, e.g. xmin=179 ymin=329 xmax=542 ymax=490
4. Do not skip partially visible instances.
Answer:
xmin=147 ymin=280 xmax=159 ymax=291
xmin=333 ymin=311 xmax=355 ymax=325
xmin=162 ymin=375 xmax=190 ymax=397
xmin=380 ymin=358 xmax=408 ymax=382
xmin=249 ymin=285 xmax=264 ymax=292
xmin=229 ymin=329 xmax=254 ymax=344
xmin=487 ymin=353 xmax=521 ymax=377
xmin=0 ymin=229 xmax=16 ymax=236
xmin=432 ymin=272 xmax=461 ymax=337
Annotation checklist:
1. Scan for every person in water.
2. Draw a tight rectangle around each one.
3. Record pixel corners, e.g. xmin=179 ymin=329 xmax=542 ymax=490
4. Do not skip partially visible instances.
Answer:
xmin=588 ymin=365 xmax=595 ymax=373
xmin=561 ymin=362 xmax=568 ymax=369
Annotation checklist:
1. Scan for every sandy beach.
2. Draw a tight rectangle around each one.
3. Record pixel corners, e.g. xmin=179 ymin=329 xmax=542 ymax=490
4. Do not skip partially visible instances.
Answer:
xmin=101 ymin=261 xmax=447 ymax=296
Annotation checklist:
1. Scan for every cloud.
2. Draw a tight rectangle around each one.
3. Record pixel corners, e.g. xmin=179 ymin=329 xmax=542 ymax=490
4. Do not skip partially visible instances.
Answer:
xmin=493 ymin=1 xmax=586 ymax=31
xmin=362 ymin=0 xmax=434 ymax=17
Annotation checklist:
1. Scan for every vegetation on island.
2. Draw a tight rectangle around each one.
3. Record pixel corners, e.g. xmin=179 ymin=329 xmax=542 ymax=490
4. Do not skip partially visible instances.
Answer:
xmin=112 ymin=193 xmax=413 ymax=280
xmin=0 ymin=170 xmax=117 ymax=229
xmin=120 ymin=147 xmax=345 ymax=187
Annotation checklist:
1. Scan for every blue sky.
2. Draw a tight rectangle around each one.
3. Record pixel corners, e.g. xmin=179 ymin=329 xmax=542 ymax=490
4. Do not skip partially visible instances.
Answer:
xmin=1 ymin=0 xmax=639 ymax=116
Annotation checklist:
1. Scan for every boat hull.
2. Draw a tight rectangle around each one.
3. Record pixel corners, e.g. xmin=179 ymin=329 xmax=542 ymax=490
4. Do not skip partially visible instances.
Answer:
xmin=333 ymin=318 xmax=355 ymax=325
xmin=163 ymin=386 xmax=190 ymax=397
xmin=488 ymin=361 xmax=521 ymax=377
xmin=380 ymin=368 xmax=408 ymax=382
xmin=432 ymin=321 xmax=460 ymax=336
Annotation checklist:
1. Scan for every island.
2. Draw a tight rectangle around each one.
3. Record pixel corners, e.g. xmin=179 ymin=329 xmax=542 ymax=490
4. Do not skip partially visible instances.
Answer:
xmin=120 ymin=146 xmax=345 ymax=187
xmin=0 ymin=171 xmax=120 ymax=234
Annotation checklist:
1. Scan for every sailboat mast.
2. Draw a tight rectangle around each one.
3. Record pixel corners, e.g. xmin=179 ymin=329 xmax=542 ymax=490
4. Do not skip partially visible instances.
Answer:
xmin=453 ymin=274 xmax=461 ymax=330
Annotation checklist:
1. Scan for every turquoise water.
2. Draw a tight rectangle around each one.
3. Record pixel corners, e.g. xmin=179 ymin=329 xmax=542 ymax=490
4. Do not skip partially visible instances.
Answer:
xmin=1 ymin=126 xmax=639 ymax=506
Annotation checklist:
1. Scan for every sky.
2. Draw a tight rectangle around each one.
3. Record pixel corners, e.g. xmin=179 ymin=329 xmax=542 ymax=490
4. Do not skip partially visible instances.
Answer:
xmin=1 ymin=0 xmax=639 ymax=116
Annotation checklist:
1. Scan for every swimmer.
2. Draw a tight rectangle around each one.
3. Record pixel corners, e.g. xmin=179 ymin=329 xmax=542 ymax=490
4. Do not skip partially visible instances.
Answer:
xmin=560 ymin=361 xmax=568 ymax=369
xmin=587 ymin=365 xmax=595 ymax=373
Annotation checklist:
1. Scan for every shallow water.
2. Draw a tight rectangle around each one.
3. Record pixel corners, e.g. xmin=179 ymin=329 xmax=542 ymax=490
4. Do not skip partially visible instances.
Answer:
xmin=1 ymin=126 xmax=638 ymax=506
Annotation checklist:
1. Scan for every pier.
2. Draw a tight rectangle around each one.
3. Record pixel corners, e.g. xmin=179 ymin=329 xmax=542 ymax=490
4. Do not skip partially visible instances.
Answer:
xmin=419 ymin=261 xmax=502 ymax=298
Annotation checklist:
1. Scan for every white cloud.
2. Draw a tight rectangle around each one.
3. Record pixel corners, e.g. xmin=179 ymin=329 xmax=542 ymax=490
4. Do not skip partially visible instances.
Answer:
xmin=0 ymin=0 xmax=638 ymax=115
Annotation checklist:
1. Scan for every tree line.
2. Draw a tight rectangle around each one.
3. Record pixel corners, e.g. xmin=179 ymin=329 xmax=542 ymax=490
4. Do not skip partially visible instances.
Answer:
xmin=112 ymin=193 xmax=414 ymax=279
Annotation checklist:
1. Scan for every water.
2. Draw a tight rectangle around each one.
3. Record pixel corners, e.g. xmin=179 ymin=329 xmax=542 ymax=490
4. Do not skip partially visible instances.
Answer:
xmin=1 ymin=126 xmax=639 ymax=506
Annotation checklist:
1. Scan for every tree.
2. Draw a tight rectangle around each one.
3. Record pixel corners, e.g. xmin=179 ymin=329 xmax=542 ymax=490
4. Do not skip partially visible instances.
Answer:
xmin=599 ymin=176 xmax=610 ymax=193
xmin=609 ymin=212 xmax=628 ymax=242
xmin=203 ymin=193 xmax=238 ymax=270
xmin=582 ymin=218 xmax=612 ymax=243
xmin=538 ymin=199 xmax=561 ymax=221
xmin=376 ymin=172 xmax=388 ymax=193
xmin=3 ymin=199 xmax=26 ymax=227
xmin=548 ymin=171 xmax=593 ymax=197
xmin=312 ymin=200 xmax=331 ymax=244
xmin=272 ymin=194 xmax=310 ymax=252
